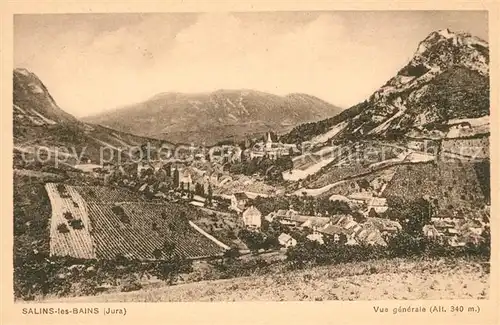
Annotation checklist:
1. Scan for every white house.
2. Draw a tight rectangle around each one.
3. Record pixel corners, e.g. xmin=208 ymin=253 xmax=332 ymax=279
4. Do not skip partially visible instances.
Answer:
xmin=422 ymin=224 xmax=441 ymax=238
xmin=242 ymin=206 xmax=262 ymax=229
xmin=264 ymin=212 xmax=275 ymax=222
xmin=179 ymin=170 xmax=193 ymax=191
xmin=306 ymin=233 xmax=324 ymax=244
xmin=329 ymin=194 xmax=351 ymax=203
xmin=278 ymin=233 xmax=297 ymax=248
xmin=228 ymin=192 xmax=249 ymax=213
xmin=367 ymin=197 xmax=388 ymax=214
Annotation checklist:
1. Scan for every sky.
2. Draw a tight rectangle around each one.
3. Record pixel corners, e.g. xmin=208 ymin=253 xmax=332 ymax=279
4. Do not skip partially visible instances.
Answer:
xmin=14 ymin=11 xmax=488 ymax=118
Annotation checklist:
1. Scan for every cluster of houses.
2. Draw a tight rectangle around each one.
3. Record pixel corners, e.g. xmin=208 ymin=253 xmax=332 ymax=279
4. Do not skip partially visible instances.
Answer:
xmin=182 ymin=132 xmax=300 ymax=163
xmin=237 ymin=205 xmax=402 ymax=248
xmin=208 ymin=145 xmax=243 ymax=164
xmin=329 ymin=192 xmax=389 ymax=215
xmin=237 ymin=202 xmax=490 ymax=250
xmin=276 ymin=209 xmax=401 ymax=247
xmin=423 ymin=207 xmax=489 ymax=247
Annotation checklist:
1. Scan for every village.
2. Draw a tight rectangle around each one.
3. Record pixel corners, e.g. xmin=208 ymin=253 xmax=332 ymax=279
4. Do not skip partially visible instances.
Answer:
xmin=67 ymin=132 xmax=489 ymax=256
xmin=9 ymin=10 xmax=493 ymax=306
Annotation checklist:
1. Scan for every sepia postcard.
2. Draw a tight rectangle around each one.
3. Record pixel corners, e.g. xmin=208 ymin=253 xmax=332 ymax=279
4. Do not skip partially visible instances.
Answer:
xmin=1 ymin=1 xmax=499 ymax=325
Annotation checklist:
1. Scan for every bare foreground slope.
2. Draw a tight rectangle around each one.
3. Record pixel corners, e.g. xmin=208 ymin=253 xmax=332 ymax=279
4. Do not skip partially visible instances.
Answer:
xmin=42 ymin=258 xmax=489 ymax=302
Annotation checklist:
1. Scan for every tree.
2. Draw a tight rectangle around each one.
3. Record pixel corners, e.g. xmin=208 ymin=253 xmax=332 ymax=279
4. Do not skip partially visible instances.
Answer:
xmin=368 ymin=208 xmax=379 ymax=219
xmin=357 ymin=179 xmax=370 ymax=190
xmin=238 ymin=229 xmax=266 ymax=253
xmin=338 ymin=233 xmax=348 ymax=245
xmin=164 ymin=163 xmax=172 ymax=177
xmin=195 ymin=183 xmax=204 ymax=196
xmin=151 ymin=242 xmax=192 ymax=285
xmin=173 ymin=168 xmax=180 ymax=188
xmin=385 ymin=197 xmax=431 ymax=236
xmin=352 ymin=211 xmax=366 ymax=223
xmin=221 ymin=247 xmax=240 ymax=265
xmin=276 ymin=156 xmax=293 ymax=171
xmin=207 ymin=184 xmax=213 ymax=205
xmin=404 ymin=198 xmax=432 ymax=236
xmin=479 ymin=226 xmax=491 ymax=258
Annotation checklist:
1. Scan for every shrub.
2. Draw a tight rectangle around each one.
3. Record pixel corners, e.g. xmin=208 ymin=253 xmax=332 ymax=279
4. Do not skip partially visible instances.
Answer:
xmin=56 ymin=183 xmax=65 ymax=192
xmin=112 ymin=205 xmax=130 ymax=224
xmin=56 ymin=183 xmax=70 ymax=198
xmin=57 ymin=223 xmax=70 ymax=234
xmin=63 ymin=211 xmax=74 ymax=220
xmin=77 ymin=278 xmax=99 ymax=296
xmin=150 ymin=256 xmax=192 ymax=285
xmin=13 ymin=254 xmax=79 ymax=300
xmin=386 ymin=233 xmax=426 ymax=258
xmin=211 ymin=257 xmax=271 ymax=279
xmin=119 ymin=214 xmax=131 ymax=224
xmin=111 ymin=205 xmax=125 ymax=216
xmin=238 ymin=229 xmax=269 ymax=252
xmin=152 ymin=248 xmax=163 ymax=259
xmin=69 ymin=219 xmax=84 ymax=230
xmin=399 ymin=63 xmax=429 ymax=78
xmin=120 ymin=276 xmax=142 ymax=292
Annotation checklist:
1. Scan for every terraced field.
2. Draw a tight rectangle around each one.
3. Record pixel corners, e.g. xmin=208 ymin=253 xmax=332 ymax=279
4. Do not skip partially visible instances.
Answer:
xmin=45 ymin=183 xmax=95 ymax=259
xmin=45 ymin=184 xmax=227 ymax=261
xmin=320 ymin=168 xmax=398 ymax=199
xmin=74 ymin=185 xmax=144 ymax=203
xmin=86 ymin=202 xmax=226 ymax=260
xmin=441 ymin=136 xmax=489 ymax=159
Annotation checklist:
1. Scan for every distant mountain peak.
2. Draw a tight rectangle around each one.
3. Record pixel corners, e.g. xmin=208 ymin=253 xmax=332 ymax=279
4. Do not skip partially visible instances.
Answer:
xmin=84 ymin=89 xmax=343 ymax=145
xmin=397 ymin=28 xmax=489 ymax=83
xmin=281 ymin=29 xmax=489 ymax=144
xmin=438 ymin=28 xmax=452 ymax=35
xmin=14 ymin=67 xmax=33 ymax=76
xmin=14 ymin=68 xmax=78 ymax=125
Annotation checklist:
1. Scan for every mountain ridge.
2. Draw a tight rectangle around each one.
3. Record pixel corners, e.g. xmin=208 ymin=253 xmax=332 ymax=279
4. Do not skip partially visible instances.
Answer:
xmin=281 ymin=29 xmax=489 ymax=145
xmin=82 ymin=89 xmax=343 ymax=145
xmin=13 ymin=69 xmax=166 ymax=168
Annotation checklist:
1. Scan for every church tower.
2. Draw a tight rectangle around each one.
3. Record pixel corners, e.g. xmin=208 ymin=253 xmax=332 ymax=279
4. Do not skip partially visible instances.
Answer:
xmin=265 ymin=132 xmax=273 ymax=150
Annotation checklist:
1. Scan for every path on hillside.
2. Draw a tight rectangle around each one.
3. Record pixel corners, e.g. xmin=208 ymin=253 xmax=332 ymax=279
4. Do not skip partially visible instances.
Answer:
xmin=292 ymin=159 xmax=435 ymax=197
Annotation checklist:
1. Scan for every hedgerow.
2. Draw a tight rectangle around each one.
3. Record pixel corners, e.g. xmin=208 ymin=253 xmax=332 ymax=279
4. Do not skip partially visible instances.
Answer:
xmin=13 ymin=252 xmax=194 ymax=300
xmin=286 ymin=229 xmax=490 ymax=270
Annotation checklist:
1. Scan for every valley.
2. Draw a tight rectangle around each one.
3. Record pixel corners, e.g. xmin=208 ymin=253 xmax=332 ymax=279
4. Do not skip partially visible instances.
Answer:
xmin=12 ymin=27 xmax=491 ymax=302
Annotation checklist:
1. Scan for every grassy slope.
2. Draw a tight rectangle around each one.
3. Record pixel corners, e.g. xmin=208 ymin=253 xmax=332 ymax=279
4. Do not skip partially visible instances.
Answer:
xmin=43 ymin=257 xmax=489 ymax=302
xmin=13 ymin=174 xmax=56 ymax=258
xmin=14 ymin=122 xmax=166 ymax=166
xmin=14 ymin=69 xmax=168 ymax=167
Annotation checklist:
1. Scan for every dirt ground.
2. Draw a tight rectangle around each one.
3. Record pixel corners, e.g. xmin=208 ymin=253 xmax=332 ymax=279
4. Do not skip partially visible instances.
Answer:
xmin=44 ymin=257 xmax=489 ymax=302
